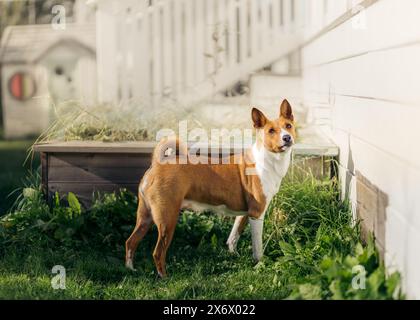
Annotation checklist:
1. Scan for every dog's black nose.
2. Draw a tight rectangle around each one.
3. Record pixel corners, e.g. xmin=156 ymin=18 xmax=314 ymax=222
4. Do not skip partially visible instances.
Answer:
xmin=283 ymin=134 xmax=292 ymax=143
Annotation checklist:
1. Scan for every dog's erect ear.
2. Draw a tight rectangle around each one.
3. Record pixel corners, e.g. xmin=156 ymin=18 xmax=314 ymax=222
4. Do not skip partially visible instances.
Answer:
xmin=280 ymin=99 xmax=294 ymax=121
xmin=252 ymin=108 xmax=267 ymax=129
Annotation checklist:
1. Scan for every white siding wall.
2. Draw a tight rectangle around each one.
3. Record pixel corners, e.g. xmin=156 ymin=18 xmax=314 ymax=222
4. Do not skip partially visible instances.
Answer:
xmin=301 ymin=0 xmax=420 ymax=298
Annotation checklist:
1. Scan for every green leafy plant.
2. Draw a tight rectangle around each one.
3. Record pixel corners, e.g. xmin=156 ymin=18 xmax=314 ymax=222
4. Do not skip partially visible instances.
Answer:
xmin=263 ymin=176 xmax=403 ymax=300
xmin=0 ymin=188 xmax=137 ymax=251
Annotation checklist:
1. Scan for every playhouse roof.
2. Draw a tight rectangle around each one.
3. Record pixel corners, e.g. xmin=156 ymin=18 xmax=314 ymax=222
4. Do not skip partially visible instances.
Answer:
xmin=0 ymin=23 xmax=95 ymax=64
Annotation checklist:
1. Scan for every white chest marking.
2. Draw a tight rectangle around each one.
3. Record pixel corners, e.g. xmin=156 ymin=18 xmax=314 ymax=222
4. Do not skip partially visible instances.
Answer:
xmin=248 ymin=143 xmax=291 ymax=261
xmin=181 ymin=200 xmax=247 ymax=217
xmin=251 ymin=143 xmax=292 ymax=203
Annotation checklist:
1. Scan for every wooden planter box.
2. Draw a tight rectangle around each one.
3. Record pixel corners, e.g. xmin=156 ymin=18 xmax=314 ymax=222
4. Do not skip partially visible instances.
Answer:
xmin=34 ymin=134 xmax=338 ymax=207
xmin=34 ymin=141 xmax=156 ymax=206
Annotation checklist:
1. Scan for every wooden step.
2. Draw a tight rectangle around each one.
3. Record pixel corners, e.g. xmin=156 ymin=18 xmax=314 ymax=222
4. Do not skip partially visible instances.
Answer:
xmin=291 ymin=126 xmax=339 ymax=180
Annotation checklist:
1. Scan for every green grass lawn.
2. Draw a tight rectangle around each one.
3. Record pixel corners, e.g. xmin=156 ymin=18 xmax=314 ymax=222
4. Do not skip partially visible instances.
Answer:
xmin=0 ymin=174 xmax=402 ymax=300
xmin=0 ymin=140 xmax=39 ymax=215
xmin=0 ymin=237 xmax=291 ymax=299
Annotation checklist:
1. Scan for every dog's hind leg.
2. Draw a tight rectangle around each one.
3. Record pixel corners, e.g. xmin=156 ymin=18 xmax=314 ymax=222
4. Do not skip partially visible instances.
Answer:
xmin=226 ymin=215 xmax=249 ymax=253
xmin=125 ymin=195 xmax=153 ymax=271
xmin=150 ymin=203 xmax=180 ymax=278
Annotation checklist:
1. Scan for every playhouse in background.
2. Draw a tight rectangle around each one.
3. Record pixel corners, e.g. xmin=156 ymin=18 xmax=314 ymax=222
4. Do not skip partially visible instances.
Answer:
xmin=0 ymin=0 xmax=96 ymax=139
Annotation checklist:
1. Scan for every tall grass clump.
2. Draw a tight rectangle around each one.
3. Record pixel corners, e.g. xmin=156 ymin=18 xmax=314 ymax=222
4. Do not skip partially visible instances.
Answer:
xmin=262 ymin=175 xmax=402 ymax=299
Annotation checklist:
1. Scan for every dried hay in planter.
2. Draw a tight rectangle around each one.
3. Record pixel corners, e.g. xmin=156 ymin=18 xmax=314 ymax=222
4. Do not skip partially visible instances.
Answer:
xmin=35 ymin=98 xmax=256 ymax=145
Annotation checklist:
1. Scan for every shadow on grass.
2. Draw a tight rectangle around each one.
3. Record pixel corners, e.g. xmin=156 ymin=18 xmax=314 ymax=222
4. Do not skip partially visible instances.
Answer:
xmin=0 ymin=232 xmax=287 ymax=300
xmin=0 ymin=140 xmax=40 ymax=215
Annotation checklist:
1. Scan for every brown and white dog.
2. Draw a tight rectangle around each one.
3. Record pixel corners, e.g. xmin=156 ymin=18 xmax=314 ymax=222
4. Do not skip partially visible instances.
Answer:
xmin=125 ymin=99 xmax=296 ymax=277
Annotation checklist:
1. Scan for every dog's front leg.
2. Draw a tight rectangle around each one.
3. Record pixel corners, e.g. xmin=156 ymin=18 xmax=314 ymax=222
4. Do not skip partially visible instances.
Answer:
xmin=227 ymin=215 xmax=249 ymax=253
xmin=249 ymin=213 xmax=265 ymax=262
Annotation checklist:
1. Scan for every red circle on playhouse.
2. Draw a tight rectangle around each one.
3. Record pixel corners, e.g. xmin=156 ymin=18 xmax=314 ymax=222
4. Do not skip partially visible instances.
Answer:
xmin=8 ymin=72 xmax=36 ymax=101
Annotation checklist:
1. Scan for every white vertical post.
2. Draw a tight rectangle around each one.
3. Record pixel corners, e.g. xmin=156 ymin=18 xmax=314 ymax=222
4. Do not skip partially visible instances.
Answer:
xmin=217 ymin=0 xmax=228 ymax=71
xmin=152 ymin=3 xmax=162 ymax=107
xmin=272 ymin=0 xmax=280 ymax=34
xmin=293 ymin=0 xmax=305 ymax=32
xmin=283 ymin=0 xmax=292 ymax=34
xmin=162 ymin=0 xmax=173 ymax=99
xmin=260 ymin=0 xmax=270 ymax=50
xmin=205 ymin=0 xmax=215 ymax=77
xmin=227 ymin=0 xmax=237 ymax=66
xmin=195 ymin=0 xmax=206 ymax=84
xmin=121 ymin=8 xmax=133 ymax=104
xmin=185 ymin=0 xmax=195 ymax=94
xmin=96 ymin=6 xmax=118 ymax=104
xmin=290 ymin=0 xmax=296 ymax=32
xmin=238 ymin=0 xmax=247 ymax=63
xmin=132 ymin=4 xmax=150 ymax=105
xmin=173 ymin=0 xmax=183 ymax=99
xmin=115 ymin=9 xmax=124 ymax=103
xmin=250 ymin=0 xmax=259 ymax=57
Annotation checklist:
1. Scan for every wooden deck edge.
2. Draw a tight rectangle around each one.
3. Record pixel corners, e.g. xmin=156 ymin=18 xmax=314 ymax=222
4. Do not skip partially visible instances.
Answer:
xmin=33 ymin=140 xmax=339 ymax=157
xmin=33 ymin=141 xmax=157 ymax=154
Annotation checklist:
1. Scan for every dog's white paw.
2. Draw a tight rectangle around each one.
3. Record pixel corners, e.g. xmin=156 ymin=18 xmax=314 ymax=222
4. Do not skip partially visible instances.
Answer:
xmin=226 ymin=240 xmax=237 ymax=253
xmin=253 ymin=253 xmax=263 ymax=263
xmin=125 ymin=259 xmax=137 ymax=271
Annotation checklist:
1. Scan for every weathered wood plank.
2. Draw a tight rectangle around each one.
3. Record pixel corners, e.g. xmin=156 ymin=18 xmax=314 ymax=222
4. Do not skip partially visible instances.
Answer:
xmin=34 ymin=141 xmax=158 ymax=153
xmin=39 ymin=153 xmax=338 ymax=207
xmin=41 ymin=152 xmax=48 ymax=198
xmin=48 ymin=167 xmax=148 ymax=184
xmin=49 ymin=153 xmax=152 ymax=168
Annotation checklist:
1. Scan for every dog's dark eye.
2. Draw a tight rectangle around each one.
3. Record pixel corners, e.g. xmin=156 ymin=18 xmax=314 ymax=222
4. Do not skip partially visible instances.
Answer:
xmin=268 ymin=128 xmax=276 ymax=134
xmin=286 ymin=124 xmax=292 ymax=129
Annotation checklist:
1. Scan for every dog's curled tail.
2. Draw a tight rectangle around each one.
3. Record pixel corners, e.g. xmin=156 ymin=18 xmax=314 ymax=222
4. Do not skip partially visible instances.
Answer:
xmin=152 ymin=136 xmax=188 ymax=165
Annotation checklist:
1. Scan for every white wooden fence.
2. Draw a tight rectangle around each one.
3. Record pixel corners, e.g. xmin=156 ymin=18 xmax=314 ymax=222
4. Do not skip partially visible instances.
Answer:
xmin=94 ymin=0 xmax=304 ymax=107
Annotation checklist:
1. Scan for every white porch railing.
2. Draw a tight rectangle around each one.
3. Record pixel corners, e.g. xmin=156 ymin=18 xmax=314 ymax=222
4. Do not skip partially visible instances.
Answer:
xmin=94 ymin=0 xmax=304 ymax=107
